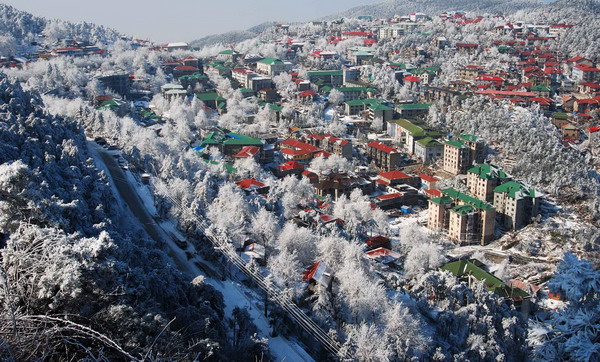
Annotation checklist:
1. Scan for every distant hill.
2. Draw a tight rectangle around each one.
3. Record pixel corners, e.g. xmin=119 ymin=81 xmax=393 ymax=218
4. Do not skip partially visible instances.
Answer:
xmin=327 ymin=0 xmax=545 ymax=19
xmin=0 ymin=3 xmax=123 ymax=46
xmin=189 ymin=21 xmax=276 ymax=49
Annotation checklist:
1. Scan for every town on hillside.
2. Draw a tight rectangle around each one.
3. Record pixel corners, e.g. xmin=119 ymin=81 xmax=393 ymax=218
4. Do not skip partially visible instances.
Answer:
xmin=1 ymin=1 xmax=599 ymax=361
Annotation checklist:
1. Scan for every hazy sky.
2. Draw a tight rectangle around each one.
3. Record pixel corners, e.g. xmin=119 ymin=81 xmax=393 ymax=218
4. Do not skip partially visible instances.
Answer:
xmin=2 ymin=0 xmax=381 ymax=43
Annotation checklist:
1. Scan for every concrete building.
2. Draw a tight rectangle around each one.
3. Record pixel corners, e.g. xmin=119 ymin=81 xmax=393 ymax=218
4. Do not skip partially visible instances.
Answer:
xmin=466 ymin=164 xmax=510 ymax=202
xmin=306 ymin=134 xmax=353 ymax=159
xmin=368 ymin=104 xmax=394 ymax=124
xmin=307 ymin=70 xmax=343 ymax=87
xmin=493 ymin=181 xmax=539 ymax=230
xmin=344 ymin=98 xmax=388 ymax=116
xmin=96 ymin=72 xmax=131 ymax=96
xmin=414 ymin=137 xmax=443 ymax=163
xmin=256 ymin=58 xmax=293 ymax=76
xmin=428 ymin=188 xmax=495 ymax=245
xmin=395 ymin=103 xmax=432 ymax=118
xmin=366 ymin=141 xmax=403 ymax=171
xmin=443 ymin=134 xmax=484 ymax=175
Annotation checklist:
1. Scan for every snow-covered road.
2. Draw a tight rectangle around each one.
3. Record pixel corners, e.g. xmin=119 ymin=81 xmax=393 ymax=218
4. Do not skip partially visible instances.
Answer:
xmin=88 ymin=141 xmax=315 ymax=362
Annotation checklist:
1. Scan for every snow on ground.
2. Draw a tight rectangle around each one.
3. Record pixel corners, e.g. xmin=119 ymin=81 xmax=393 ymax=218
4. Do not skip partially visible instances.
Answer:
xmin=323 ymin=105 xmax=334 ymax=122
xmin=125 ymin=171 xmax=158 ymax=217
xmin=86 ymin=140 xmax=126 ymax=210
xmin=90 ymin=145 xmax=315 ymax=362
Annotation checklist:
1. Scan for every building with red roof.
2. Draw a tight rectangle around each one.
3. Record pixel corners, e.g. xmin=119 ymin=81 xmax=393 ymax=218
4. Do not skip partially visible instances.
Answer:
xmin=303 ymin=262 xmax=333 ymax=290
xmin=306 ymin=134 xmax=353 ymax=159
xmin=236 ymin=178 xmax=270 ymax=194
xmin=573 ymin=64 xmax=600 ymax=83
xmin=419 ymin=174 xmax=439 ymax=189
xmin=377 ymin=170 xmax=420 ymax=188
xmin=234 ymin=145 xmax=260 ymax=160
xmin=367 ymin=141 xmax=403 ymax=171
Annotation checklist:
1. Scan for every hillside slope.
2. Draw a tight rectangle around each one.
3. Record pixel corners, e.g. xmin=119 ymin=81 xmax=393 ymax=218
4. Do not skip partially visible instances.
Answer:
xmin=328 ymin=0 xmax=544 ymax=18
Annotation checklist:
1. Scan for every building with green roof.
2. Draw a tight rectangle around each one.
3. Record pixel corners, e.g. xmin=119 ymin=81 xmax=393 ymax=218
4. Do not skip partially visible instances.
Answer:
xmin=467 ymin=164 xmax=511 ymax=202
xmin=200 ymin=128 xmax=263 ymax=156
xmin=443 ymin=134 xmax=484 ymax=175
xmin=387 ymin=118 xmax=443 ymax=161
xmin=428 ymin=187 xmax=496 ymax=245
xmin=414 ymin=136 xmax=443 ymax=163
xmin=256 ymin=57 xmax=292 ymax=76
xmin=396 ymin=103 xmax=432 ymax=119
xmin=494 ymin=181 xmax=539 ymax=230
xmin=195 ymin=92 xmax=226 ymax=109
xmin=307 ymin=70 xmax=344 ymax=87
xmin=441 ymin=259 xmax=530 ymax=300
xmin=335 ymin=86 xmax=378 ymax=101
xmin=344 ymin=98 xmax=388 ymax=116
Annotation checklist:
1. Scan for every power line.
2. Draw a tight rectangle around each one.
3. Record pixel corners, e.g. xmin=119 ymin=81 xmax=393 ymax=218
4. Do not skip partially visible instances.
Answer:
xmin=154 ymin=183 xmax=351 ymax=360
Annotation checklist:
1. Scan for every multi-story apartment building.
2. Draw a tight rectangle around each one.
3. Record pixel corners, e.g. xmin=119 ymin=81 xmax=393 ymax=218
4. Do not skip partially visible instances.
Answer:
xmin=366 ymin=141 xmax=403 ymax=171
xmin=467 ymin=164 xmax=510 ymax=202
xmin=443 ymin=134 xmax=484 ymax=175
xmin=414 ymin=137 xmax=443 ymax=163
xmin=493 ymin=181 xmax=539 ymax=230
xmin=256 ymin=58 xmax=293 ymax=76
xmin=428 ymin=188 xmax=496 ymax=245
xmin=306 ymin=70 xmax=343 ymax=87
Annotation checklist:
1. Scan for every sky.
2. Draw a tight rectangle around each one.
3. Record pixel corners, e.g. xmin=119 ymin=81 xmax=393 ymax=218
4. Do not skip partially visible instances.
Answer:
xmin=2 ymin=0 xmax=382 ymax=43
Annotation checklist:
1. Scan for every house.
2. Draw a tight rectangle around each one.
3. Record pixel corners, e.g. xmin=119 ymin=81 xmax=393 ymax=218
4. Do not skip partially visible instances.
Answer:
xmin=574 ymin=98 xmax=599 ymax=114
xmin=256 ymin=57 xmax=292 ymax=76
xmin=564 ymin=56 xmax=593 ymax=76
xmin=493 ymin=181 xmax=539 ymax=230
xmin=279 ymin=139 xmax=321 ymax=163
xmin=377 ymin=170 xmax=421 ymax=188
xmin=306 ymin=134 xmax=353 ymax=159
xmin=419 ymin=174 xmax=439 ymax=190
xmin=303 ymin=262 xmax=333 ymax=291
xmin=442 ymin=135 xmax=484 ymax=175
xmin=365 ymin=235 xmax=392 ymax=250
xmin=366 ymin=141 xmax=403 ymax=171
xmin=456 ymin=43 xmax=479 ymax=55
xmin=351 ymin=50 xmax=374 ymax=65
xmin=467 ymin=164 xmax=511 ymax=202
xmin=301 ymin=170 xmax=319 ymax=184
xmin=365 ymin=248 xmax=402 ymax=266
xmin=578 ymin=82 xmax=600 ymax=94
xmin=561 ymin=123 xmax=579 ymax=141
xmin=196 ymin=92 xmax=227 ymax=110
xmin=312 ymin=173 xmax=373 ymax=201
xmin=165 ymin=42 xmax=189 ymax=52
xmin=236 ymin=178 xmax=270 ymax=194
xmin=441 ymin=259 xmax=529 ymax=301
xmin=200 ymin=128 xmax=263 ymax=156
xmin=278 ymin=160 xmax=305 ymax=177
xmin=234 ymin=145 xmax=261 ymax=162
xmin=374 ymin=192 xmax=406 ymax=210
xmin=428 ymin=188 xmax=496 ymax=245
xmin=173 ymin=65 xmax=199 ymax=78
